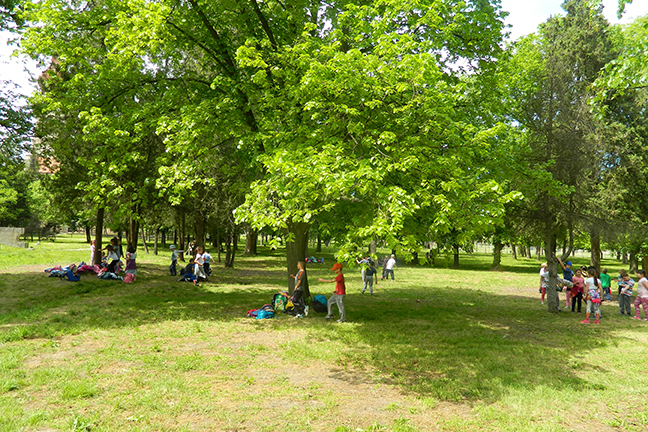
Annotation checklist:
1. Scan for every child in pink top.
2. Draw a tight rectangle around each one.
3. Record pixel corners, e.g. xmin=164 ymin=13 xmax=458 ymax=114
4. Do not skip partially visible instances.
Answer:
xmin=571 ymin=269 xmax=585 ymax=313
xmin=633 ymin=269 xmax=648 ymax=321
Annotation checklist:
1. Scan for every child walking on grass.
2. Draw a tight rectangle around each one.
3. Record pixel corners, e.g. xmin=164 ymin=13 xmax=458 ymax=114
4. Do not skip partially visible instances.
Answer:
xmin=319 ymin=262 xmax=346 ymax=323
xmin=633 ymin=269 xmax=648 ymax=321
xmin=581 ymin=268 xmax=602 ymax=324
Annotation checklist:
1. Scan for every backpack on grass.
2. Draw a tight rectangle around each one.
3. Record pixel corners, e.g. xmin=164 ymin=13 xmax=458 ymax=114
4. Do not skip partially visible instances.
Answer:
xmin=312 ymin=295 xmax=328 ymax=313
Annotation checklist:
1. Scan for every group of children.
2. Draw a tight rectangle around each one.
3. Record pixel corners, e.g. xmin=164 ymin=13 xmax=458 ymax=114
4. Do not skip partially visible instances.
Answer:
xmin=90 ymin=237 xmax=137 ymax=278
xmin=539 ymin=259 xmax=648 ymax=323
xmin=170 ymin=244 xmax=212 ymax=286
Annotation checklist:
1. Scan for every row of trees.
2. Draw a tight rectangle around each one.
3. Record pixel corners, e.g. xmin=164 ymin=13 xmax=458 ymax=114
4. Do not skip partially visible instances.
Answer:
xmin=2 ymin=0 xmax=648 ymax=306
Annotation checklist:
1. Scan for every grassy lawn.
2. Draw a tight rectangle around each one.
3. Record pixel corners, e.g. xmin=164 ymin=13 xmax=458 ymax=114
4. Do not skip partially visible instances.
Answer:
xmin=1 ymin=236 xmax=647 ymax=431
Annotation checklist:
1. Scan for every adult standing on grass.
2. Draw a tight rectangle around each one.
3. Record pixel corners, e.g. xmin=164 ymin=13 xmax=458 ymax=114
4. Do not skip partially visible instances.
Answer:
xmin=385 ymin=254 xmax=396 ymax=281
xmin=319 ymin=262 xmax=346 ymax=323
xmin=632 ymin=269 xmax=648 ymax=321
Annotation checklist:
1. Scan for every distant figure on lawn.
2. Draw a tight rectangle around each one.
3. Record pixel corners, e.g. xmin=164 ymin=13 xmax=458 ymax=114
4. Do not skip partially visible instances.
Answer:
xmin=169 ymin=245 xmax=186 ymax=276
xmin=571 ymin=269 xmax=585 ymax=314
xmin=194 ymin=246 xmax=208 ymax=282
xmin=580 ymin=268 xmax=602 ymax=324
xmin=384 ymin=254 xmax=396 ymax=281
xmin=557 ymin=258 xmax=574 ymax=309
xmin=362 ymin=260 xmax=378 ymax=295
xmin=319 ymin=262 xmax=346 ymax=323
xmin=600 ymin=268 xmax=612 ymax=301
xmin=618 ymin=271 xmax=635 ymax=316
xmin=539 ymin=262 xmax=547 ymax=305
xmin=289 ymin=261 xmax=307 ymax=318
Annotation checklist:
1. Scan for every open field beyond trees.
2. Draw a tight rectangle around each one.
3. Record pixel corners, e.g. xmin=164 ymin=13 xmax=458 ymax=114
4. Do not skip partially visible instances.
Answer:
xmin=1 ymin=236 xmax=648 ymax=432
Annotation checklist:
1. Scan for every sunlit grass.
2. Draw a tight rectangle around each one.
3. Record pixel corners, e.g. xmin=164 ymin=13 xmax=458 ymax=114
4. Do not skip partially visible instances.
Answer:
xmin=0 ymin=235 xmax=647 ymax=431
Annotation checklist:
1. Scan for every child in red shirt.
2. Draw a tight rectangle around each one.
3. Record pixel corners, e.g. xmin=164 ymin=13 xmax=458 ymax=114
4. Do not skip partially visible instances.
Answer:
xmin=319 ymin=262 xmax=346 ymax=323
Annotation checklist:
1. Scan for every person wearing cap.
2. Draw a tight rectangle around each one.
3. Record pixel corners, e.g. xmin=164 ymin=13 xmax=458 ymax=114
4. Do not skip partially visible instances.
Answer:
xmin=557 ymin=257 xmax=574 ymax=309
xmin=318 ymin=262 xmax=346 ymax=323
xmin=169 ymin=245 xmax=186 ymax=276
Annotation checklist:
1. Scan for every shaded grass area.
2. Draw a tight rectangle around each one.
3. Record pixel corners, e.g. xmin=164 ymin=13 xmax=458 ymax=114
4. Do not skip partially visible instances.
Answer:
xmin=1 ymin=236 xmax=648 ymax=431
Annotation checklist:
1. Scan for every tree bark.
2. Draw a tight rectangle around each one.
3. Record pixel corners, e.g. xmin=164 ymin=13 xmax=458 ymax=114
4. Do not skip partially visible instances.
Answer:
xmin=85 ymin=225 xmax=91 ymax=243
xmin=93 ymin=208 xmax=105 ymax=265
xmin=154 ymin=226 xmax=159 ymax=255
xmin=128 ymin=212 xmax=139 ymax=252
xmin=244 ymin=228 xmax=258 ymax=255
xmin=491 ymin=239 xmax=503 ymax=271
xmin=512 ymin=244 xmax=517 ymax=260
xmin=316 ymin=234 xmax=322 ymax=253
xmin=285 ymin=222 xmax=310 ymax=295
xmin=369 ymin=240 xmax=377 ymax=256
xmin=622 ymin=253 xmax=628 ymax=265
xmin=194 ymin=212 xmax=206 ymax=250
xmin=590 ymin=230 xmax=601 ymax=273
xmin=141 ymin=226 xmax=149 ymax=254
xmin=629 ymin=250 xmax=639 ymax=273
xmin=453 ymin=244 xmax=460 ymax=268
xmin=161 ymin=228 xmax=167 ymax=248
xmin=545 ymin=231 xmax=560 ymax=314
xmin=536 ymin=244 xmax=542 ymax=261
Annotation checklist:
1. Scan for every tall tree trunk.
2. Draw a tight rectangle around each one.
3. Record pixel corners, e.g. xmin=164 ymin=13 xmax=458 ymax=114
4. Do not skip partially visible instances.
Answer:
xmin=629 ymin=250 xmax=639 ymax=273
xmin=519 ymin=246 xmax=526 ymax=258
xmin=536 ymin=244 xmax=542 ymax=261
xmin=526 ymin=245 xmax=531 ymax=258
xmin=179 ymin=211 xmax=186 ymax=261
xmin=622 ymin=253 xmax=628 ymax=265
xmin=141 ymin=226 xmax=149 ymax=254
xmin=285 ymin=222 xmax=310 ymax=295
xmin=511 ymin=244 xmax=517 ymax=260
xmin=491 ymin=239 xmax=503 ymax=271
xmin=545 ymin=230 xmax=560 ymax=314
xmin=194 ymin=212 xmax=206 ymax=249
xmin=217 ymin=228 xmax=222 ymax=263
xmin=244 ymin=228 xmax=258 ymax=255
xmin=85 ymin=225 xmax=91 ymax=243
xmin=453 ymin=244 xmax=460 ymax=268
xmin=154 ymin=227 xmax=159 ymax=255
xmin=224 ymin=229 xmax=238 ymax=268
xmin=369 ymin=240 xmax=377 ymax=256
xmin=128 ymin=212 xmax=139 ymax=251
xmin=590 ymin=230 xmax=601 ymax=273
xmin=161 ymin=228 xmax=167 ymax=248
xmin=316 ymin=234 xmax=322 ymax=253
xmin=93 ymin=208 xmax=105 ymax=265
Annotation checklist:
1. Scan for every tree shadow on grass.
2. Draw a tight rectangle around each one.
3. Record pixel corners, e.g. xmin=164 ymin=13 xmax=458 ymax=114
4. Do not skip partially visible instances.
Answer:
xmin=1 ymin=264 xmax=645 ymax=406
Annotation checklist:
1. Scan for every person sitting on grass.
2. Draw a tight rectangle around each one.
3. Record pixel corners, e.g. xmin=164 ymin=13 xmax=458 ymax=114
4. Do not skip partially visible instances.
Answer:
xmin=319 ymin=262 xmax=346 ymax=323
xmin=105 ymin=244 xmax=122 ymax=274
xmin=124 ymin=245 xmax=137 ymax=277
xmin=581 ymin=268 xmax=602 ymax=324
xmin=179 ymin=257 xmax=199 ymax=286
